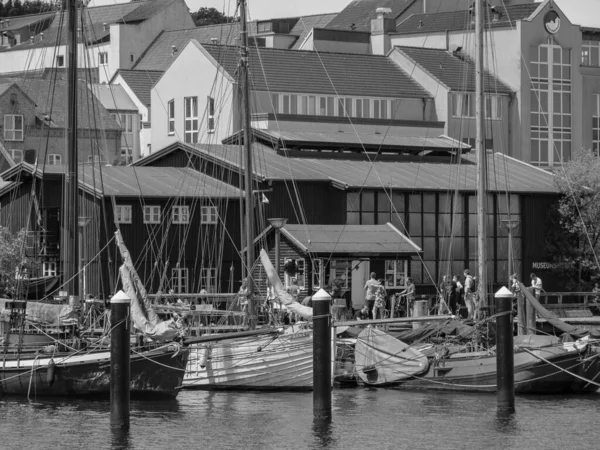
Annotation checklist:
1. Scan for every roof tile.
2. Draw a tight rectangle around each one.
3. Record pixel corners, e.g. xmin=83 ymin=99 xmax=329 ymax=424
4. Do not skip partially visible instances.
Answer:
xmin=115 ymin=69 xmax=163 ymax=106
xmin=326 ymin=0 xmax=416 ymax=32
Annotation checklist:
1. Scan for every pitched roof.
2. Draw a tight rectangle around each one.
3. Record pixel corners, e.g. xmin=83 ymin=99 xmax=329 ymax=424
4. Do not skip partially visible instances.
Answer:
xmin=200 ymin=44 xmax=431 ymax=98
xmin=289 ymin=13 xmax=338 ymax=50
xmin=113 ymin=69 xmax=163 ymax=106
xmin=395 ymin=4 xmax=540 ymax=35
xmin=281 ymin=223 xmax=422 ymax=256
xmin=120 ymin=0 xmax=178 ymax=23
xmin=89 ymin=84 xmax=138 ymax=111
xmin=80 ymin=166 xmax=242 ymax=198
xmin=11 ymin=78 xmax=120 ymax=130
xmin=133 ymin=24 xmax=250 ymax=71
xmin=394 ymin=46 xmax=513 ymax=94
xmin=0 ymin=83 xmax=14 ymax=97
xmin=0 ymin=1 xmax=149 ymax=52
xmin=0 ymin=12 xmax=55 ymax=32
xmin=326 ymin=0 xmax=416 ymax=32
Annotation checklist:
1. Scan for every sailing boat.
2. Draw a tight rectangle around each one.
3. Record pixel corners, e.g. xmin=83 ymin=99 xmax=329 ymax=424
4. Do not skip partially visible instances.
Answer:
xmin=351 ymin=0 xmax=600 ymax=394
xmin=0 ymin=0 xmax=188 ymax=399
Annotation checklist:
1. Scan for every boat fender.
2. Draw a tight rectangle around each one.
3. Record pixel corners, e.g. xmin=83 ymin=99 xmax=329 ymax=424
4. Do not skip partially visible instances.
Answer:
xmin=256 ymin=346 xmax=262 ymax=352
xmin=47 ymin=359 xmax=56 ymax=386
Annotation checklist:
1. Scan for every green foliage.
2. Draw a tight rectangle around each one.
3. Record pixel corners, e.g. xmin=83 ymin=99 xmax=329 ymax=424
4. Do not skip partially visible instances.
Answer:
xmin=552 ymin=150 xmax=600 ymax=289
xmin=0 ymin=1 xmax=61 ymax=17
xmin=0 ymin=227 xmax=30 ymax=298
xmin=192 ymin=7 xmax=235 ymax=27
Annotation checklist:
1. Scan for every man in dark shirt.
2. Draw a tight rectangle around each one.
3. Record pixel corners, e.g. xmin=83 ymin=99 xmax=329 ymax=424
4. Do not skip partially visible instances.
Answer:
xmin=354 ymin=304 xmax=370 ymax=321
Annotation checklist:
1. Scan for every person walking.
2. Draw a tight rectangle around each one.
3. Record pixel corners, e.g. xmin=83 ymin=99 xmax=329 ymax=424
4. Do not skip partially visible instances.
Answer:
xmin=397 ymin=277 xmax=416 ymax=317
xmin=364 ymin=272 xmax=380 ymax=319
xmin=373 ymin=279 xmax=387 ymax=320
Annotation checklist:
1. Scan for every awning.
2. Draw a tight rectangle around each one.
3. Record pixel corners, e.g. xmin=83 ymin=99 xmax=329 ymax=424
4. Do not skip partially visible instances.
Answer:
xmin=280 ymin=223 xmax=422 ymax=257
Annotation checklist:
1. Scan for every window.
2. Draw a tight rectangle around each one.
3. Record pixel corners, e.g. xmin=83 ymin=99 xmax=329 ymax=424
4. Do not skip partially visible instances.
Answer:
xmin=284 ymin=258 xmax=305 ymax=289
xmin=167 ymin=99 xmax=175 ymax=135
xmin=48 ymin=154 xmax=62 ymax=165
xmin=184 ymin=96 xmax=198 ymax=144
xmin=120 ymin=146 xmax=132 ymax=164
xmin=207 ymin=96 xmax=215 ymax=133
xmin=99 ymin=52 xmax=108 ymax=65
xmin=8 ymin=149 xmax=22 ymax=163
xmin=530 ymin=38 xmax=572 ymax=166
xmin=594 ymin=94 xmax=600 ymax=156
xmin=143 ymin=206 xmax=161 ymax=224
xmin=201 ymin=268 xmax=217 ymax=293
xmin=4 ymin=115 xmax=23 ymax=141
xmin=452 ymin=93 xmax=501 ymax=119
xmin=312 ymin=259 xmax=323 ymax=289
xmin=329 ymin=260 xmax=349 ymax=289
xmin=43 ymin=262 xmax=57 ymax=277
xmin=172 ymin=267 xmax=188 ymax=294
xmin=56 ymin=55 xmax=64 ymax=67
xmin=172 ymin=206 xmax=189 ymax=224
xmin=384 ymin=260 xmax=407 ymax=288
xmin=257 ymin=21 xmax=272 ymax=33
xmin=130 ymin=53 xmax=134 ymax=63
xmin=115 ymin=205 xmax=132 ymax=224
xmin=582 ymin=40 xmax=600 ymax=66
xmin=88 ymin=155 xmax=106 ymax=163
xmin=201 ymin=206 xmax=218 ymax=224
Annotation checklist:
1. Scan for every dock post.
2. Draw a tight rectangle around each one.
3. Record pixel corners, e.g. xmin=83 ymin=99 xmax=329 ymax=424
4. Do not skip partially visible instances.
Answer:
xmin=313 ymin=288 xmax=332 ymax=420
xmin=110 ymin=290 xmax=131 ymax=429
xmin=495 ymin=287 xmax=515 ymax=412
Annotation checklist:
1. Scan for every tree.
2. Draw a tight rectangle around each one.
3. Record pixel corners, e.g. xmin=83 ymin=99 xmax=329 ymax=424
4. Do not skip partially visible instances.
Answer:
xmin=552 ymin=150 xmax=600 ymax=290
xmin=192 ymin=7 xmax=235 ymax=27
xmin=0 ymin=227 xmax=31 ymax=298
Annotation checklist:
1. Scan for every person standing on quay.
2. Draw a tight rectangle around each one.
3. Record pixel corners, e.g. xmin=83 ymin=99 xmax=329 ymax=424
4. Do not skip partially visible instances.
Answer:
xmin=530 ymin=273 xmax=543 ymax=301
xmin=364 ymin=272 xmax=380 ymax=319
xmin=463 ymin=269 xmax=476 ymax=320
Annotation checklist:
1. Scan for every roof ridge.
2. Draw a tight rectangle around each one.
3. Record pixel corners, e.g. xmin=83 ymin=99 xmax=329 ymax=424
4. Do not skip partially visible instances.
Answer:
xmin=0 ymin=11 xmax=56 ymax=20
xmin=201 ymin=42 xmax=393 ymax=59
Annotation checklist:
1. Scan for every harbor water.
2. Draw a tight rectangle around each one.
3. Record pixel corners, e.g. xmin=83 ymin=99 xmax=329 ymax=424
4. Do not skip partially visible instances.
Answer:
xmin=1 ymin=389 xmax=599 ymax=449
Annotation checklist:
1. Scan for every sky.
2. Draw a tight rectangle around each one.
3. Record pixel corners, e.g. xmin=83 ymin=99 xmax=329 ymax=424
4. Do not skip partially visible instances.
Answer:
xmin=86 ymin=0 xmax=600 ymax=25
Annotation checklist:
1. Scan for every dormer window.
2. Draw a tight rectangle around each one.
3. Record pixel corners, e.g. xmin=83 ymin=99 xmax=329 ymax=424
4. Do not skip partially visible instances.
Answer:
xmin=257 ymin=21 xmax=272 ymax=33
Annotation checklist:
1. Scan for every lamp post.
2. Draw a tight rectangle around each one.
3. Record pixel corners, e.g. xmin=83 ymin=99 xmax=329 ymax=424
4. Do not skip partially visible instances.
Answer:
xmin=267 ymin=218 xmax=288 ymax=279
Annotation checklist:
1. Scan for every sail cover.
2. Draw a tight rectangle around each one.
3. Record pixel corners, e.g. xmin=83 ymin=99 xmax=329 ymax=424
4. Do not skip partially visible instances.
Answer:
xmin=0 ymin=299 xmax=79 ymax=326
xmin=260 ymin=249 xmax=313 ymax=320
xmin=120 ymin=265 xmax=182 ymax=341
xmin=354 ymin=327 xmax=429 ymax=385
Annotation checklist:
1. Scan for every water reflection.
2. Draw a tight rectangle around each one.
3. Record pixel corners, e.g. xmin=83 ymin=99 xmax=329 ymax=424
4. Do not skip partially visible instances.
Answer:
xmin=111 ymin=427 xmax=131 ymax=450
xmin=312 ymin=417 xmax=336 ymax=448
xmin=495 ymin=407 xmax=517 ymax=431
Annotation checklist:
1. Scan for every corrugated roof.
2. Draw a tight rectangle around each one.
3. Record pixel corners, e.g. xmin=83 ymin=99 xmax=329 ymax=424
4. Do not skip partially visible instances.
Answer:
xmin=394 ymin=46 xmax=513 ymax=94
xmin=244 ymin=128 xmax=470 ymax=152
xmin=81 ymin=166 xmax=242 ymax=198
xmin=185 ymin=143 xmax=557 ymax=194
xmin=200 ymin=44 xmax=431 ymax=98
xmin=289 ymin=13 xmax=338 ymax=49
xmin=0 ymin=2 xmax=146 ymax=52
xmin=0 ymin=12 xmax=55 ymax=32
xmin=10 ymin=78 xmax=120 ymax=130
xmin=89 ymin=83 xmax=138 ymax=111
xmin=114 ymin=69 xmax=163 ymax=106
xmin=326 ymin=0 xmax=416 ymax=32
xmin=395 ymin=4 xmax=540 ymax=35
xmin=281 ymin=223 xmax=422 ymax=256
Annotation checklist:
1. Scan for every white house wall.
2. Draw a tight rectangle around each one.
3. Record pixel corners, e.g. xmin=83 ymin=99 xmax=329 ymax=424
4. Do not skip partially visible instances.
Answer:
xmin=151 ymin=41 xmax=234 ymax=150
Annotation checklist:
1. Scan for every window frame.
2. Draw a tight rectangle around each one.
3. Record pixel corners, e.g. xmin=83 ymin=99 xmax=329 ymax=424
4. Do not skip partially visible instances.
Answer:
xmin=143 ymin=205 xmax=161 ymax=224
xmin=48 ymin=153 xmax=62 ymax=165
xmin=172 ymin=205 xmax=190 ymax=224
xmin=201 ymin=267 xmax=217 ymax=293
xmin=184 ymin=96 xmax=199 ymax=144
xmin=99 ymin=51 xmax=108 ymax=66
xmin=200 ymin=206 xmax=218 ymax=225
xmin=284 ymin=258 xmax=305 ymax=289
xmin=167 ymin=99 xmax=175 ymax=135
xmin=172 ymin=267 xmax=189 ymax=294
xmin=384 ymin=260 xmax=408 ymax=289
xmin=3 ymin=114 xmax=24 ymax=141
xmin=207 ymin=96 xmax=215 ymax=134
xmin=115 ymin=205 xmax=132 ymax=224
xmin=43 ymin=262 xmax=57 ymax=277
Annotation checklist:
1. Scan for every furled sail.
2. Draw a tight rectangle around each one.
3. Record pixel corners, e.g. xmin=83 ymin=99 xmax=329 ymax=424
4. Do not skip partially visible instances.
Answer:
xmin=259 ymin=249 xmax=313 ymax=320
xmin=0 ymin=299 xmax=78 ymax=326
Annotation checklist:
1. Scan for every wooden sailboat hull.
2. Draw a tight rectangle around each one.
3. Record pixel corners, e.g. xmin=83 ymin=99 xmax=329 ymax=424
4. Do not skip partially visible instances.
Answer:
xmin=182 ymin=329 xmax=313 ymax=391
xmin=393 ymin=346 xmax=591 ymax=393
xmin=0 ymin=345 xmax=188 ymax=399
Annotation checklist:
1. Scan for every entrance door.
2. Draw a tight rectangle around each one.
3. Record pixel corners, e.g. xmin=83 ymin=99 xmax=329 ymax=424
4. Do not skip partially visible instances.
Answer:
xmin=351 ymin=260 xmax=369 ymax=310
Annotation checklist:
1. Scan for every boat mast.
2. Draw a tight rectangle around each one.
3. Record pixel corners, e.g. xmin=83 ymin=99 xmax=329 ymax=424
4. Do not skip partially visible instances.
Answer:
xmin=475 ymin=0 xmax=488 ymax=310
xmin=65 ymin=0 xmax=79 ymax=298
xmin=239 ymin=0 xmax=256 ymax=329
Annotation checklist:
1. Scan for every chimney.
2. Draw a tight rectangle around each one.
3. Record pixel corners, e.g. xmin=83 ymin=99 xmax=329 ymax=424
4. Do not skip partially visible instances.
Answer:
xmin=171 ymin=45 xmax=178 ymax=56
xmin=370 ymin=7 xmax=394 ymax=55
xmin=40 ymin=32 xmax=44 ymax=41
xmin=103 ymin=22 xmax=108 ymax=32
xmin=210 ymin=37 xmax=219 ymax=44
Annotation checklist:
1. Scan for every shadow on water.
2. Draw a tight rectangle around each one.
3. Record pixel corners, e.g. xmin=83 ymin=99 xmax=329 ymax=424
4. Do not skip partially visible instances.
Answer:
xmin=494 ymin=406 xmax=517 ymax=433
